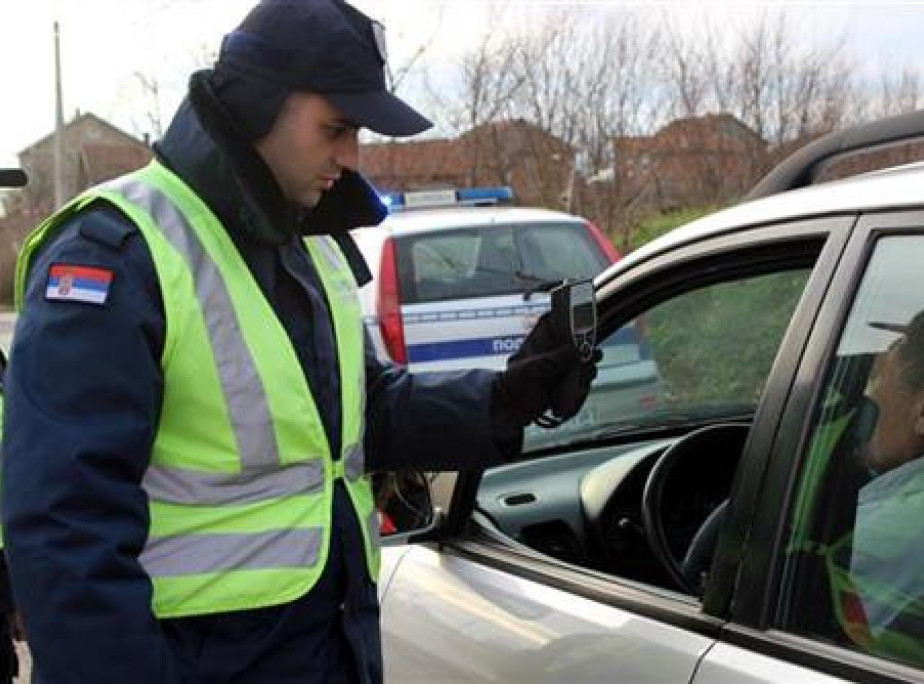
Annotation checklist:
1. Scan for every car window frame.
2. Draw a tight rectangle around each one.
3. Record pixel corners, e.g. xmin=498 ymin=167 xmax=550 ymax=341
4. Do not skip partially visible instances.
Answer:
xmin=728 ymin=210 xmax=924 ymax=684
xmin=432 ymin=214 xmax=854 ymax=635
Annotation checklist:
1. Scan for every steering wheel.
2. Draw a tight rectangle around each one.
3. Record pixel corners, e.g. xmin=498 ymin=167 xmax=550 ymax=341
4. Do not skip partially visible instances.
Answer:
xmin=640 ymin=423 xmax=749 ymax=595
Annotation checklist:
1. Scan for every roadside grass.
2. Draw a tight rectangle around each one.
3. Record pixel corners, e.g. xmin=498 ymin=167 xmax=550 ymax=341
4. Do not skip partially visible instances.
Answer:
xmin=605 ymin=206 xmax=809 ymax=409
xmin=646 ymin=269 xmax=810 ymax=407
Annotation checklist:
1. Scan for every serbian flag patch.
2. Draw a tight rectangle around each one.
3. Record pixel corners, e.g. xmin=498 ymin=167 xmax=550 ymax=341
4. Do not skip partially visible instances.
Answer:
xmin=46 ymin=264 xmax=113 ymax=305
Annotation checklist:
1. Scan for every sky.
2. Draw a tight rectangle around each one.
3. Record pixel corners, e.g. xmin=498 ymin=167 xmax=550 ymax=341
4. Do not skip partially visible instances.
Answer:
xmin=2 ymin=1 xmax=924 ymax=168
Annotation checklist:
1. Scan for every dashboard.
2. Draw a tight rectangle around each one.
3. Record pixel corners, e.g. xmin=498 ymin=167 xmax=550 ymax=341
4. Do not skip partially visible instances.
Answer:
xmin=475 ymin=439 xmax=672 ymax=577
xmin=475 ymin=427 xmax=747 ymax=590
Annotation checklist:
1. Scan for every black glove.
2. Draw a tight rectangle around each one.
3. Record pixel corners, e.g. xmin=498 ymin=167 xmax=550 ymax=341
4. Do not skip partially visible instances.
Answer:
xmin=549 ymin=353 xmax=600 ymax=422
xmin=492 ymin=313 xmax=600 ymax=428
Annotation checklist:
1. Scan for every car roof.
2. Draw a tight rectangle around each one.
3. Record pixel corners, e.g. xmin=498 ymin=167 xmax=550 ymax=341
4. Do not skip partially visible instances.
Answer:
xmin=354 ymin=205 xmax=586 ymax=237
xmin=604 ymin=160 xmax=924 ymax=281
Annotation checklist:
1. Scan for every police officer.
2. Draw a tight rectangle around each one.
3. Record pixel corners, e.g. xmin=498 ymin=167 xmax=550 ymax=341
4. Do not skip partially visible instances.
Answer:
xmin=1 ymin=1 xmax=597 ymax=682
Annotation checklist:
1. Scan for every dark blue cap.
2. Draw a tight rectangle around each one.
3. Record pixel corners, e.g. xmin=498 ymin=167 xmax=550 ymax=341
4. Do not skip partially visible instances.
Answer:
xmin=218 ymin=0 xmax=432 ymax=137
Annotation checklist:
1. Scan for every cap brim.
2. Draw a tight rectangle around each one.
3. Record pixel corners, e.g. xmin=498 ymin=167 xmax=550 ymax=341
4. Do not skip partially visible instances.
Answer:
xmin=326 ymin=90 xmax=432 ymax=137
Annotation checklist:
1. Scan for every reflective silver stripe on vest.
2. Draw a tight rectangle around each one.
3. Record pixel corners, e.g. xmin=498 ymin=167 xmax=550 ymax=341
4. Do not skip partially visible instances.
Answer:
xmin=114 ymin=179 xmax=279 ymax=472
xmin=144 ymin=459 xmax=324 ymax=506
xmin=314 ymin=237 xmax=344 ymax=272
xmin=141 ymin=527 xmax=323 ymax=576
xmin=343 ymin=444 xmax=364 ymax=481
xmin=367 ymin=509 xmax=381 ymax=550
xmin=345 ymin=356 xmax=367 ymax=480
xmin=109 ymin=179 xmax=331 ymax=506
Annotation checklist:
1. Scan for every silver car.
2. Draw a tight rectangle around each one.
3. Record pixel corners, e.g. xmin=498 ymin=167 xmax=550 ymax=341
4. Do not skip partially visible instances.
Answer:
xmin=378 ymin=111 xmax=924 ymax=683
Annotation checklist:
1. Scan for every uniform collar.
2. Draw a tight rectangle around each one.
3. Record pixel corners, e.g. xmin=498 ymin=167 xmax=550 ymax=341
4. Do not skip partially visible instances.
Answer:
xmin=153 ymin=70 xmax=379 ymax=285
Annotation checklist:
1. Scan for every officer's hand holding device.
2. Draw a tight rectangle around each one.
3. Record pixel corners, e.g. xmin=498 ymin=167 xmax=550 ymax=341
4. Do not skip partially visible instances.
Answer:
xmin=493 ymin=278 xmax=601 ymax=429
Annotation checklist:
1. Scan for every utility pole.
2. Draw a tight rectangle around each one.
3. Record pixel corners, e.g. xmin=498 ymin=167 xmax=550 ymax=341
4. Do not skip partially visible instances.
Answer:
xmin=53 ymin=21 xmax=66 ymax=209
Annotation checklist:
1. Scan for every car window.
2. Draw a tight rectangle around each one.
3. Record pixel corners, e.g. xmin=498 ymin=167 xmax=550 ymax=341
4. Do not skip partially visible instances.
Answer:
xmin=478 ymin=253 xmax=814 ymax=593
xmin=515 ymin=223 xmax=605 ymax=283
xmin=523 ymin=267 xmax=811 ymax=452
xmin=398 ymin=222 xmax=607 ymax=304
xmin=777 ymin=235 xmax=924 ymax=670
xmin=408 ymin=230 xmax=486 ymax=300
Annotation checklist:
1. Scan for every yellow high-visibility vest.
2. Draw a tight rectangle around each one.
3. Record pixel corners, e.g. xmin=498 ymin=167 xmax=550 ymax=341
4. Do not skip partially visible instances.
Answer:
xmin=16 ymin=161 xmax=379 ymax=618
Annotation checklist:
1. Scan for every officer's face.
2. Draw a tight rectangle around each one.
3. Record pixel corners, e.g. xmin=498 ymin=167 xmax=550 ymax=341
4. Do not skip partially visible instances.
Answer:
xmin=255 ymin=92 xmax=360 ymax=209
xmin=864 ymin=336 xmax=924 ymax=473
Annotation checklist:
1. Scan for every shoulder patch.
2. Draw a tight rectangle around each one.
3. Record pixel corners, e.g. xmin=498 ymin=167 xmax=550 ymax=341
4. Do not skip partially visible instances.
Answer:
xmin=46 ymin=264 xmax=113 ymax=305
xmin=77 ymin=206 xmax=137 ymax=250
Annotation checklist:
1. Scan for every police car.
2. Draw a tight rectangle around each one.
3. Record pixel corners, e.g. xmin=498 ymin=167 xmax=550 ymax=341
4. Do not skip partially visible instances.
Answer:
xmin=351 ymin=187 xmax=663 ymax=444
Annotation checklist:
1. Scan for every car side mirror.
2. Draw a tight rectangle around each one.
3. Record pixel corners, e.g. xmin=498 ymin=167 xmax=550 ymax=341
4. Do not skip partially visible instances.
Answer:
xmin=373 ymin=470 xmax=440 ymax=546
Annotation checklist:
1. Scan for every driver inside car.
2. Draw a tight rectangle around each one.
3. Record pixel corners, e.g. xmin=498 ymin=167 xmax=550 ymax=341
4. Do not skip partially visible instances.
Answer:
xmin=847 ymin=310 xmax=924 ymax=654
xmin=679 ymin=311 xmax=924 ymax=605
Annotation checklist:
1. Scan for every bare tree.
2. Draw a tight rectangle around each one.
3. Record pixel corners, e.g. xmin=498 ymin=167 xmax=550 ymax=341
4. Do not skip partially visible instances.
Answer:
xmin=130 ymin=71 xmax=164 ymax=140
xmin=659 ymin=14 xmax=711 ymax=120
xmin=733 ymin=10 xmax=775 ymax=144
xmin=575 ymin=13 xmax=663 ymax=248
xmin=116 ymin=37 xmax=218 ymax=144
xmin=383 ymin=7 xmax=443 ymax=96
xmin=703 ymin=22 xmax=737 ymax=116
xmin=873 ymin=61 xmax=922 ymax=118
xmin=484 ymin=7 xmax=664 ymax=233
xmin=440 ymin=23 xmax=525 ymax=135
xmin=726 ymin=11 xmax=852 ymax=149
xmin=412 ymin=4 xmax=867 ymax=247
xmin=420 ymin=9 xmax=529 ymax=188
xmin=508 ymin=10 xmax=659 ymax=164
xmin=823 ymin=60 xmax=924 ymax=181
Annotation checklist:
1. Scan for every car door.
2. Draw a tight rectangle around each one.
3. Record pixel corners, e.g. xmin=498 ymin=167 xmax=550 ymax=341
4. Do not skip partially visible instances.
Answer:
xmin=380 ymin=215 xmax=855 ymax=683
xmin=696 ymin=211 xmax=924 ymax=683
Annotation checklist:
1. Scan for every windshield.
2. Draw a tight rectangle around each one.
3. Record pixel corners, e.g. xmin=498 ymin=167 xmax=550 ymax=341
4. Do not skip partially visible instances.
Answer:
xmin=524 ymin=268 xmax=812 ymax=452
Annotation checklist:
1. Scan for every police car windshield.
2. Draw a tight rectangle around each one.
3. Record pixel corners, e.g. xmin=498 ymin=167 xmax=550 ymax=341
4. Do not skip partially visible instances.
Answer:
xmin=517 ymin=272 xmax=563 ymax=299
xmin=397 ymin=222 xmax=608 ymax=304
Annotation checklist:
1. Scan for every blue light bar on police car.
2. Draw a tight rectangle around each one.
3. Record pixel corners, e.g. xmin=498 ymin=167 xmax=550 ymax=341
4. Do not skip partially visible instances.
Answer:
xmin=457 ymin=187 xmax=513 ymax=204
xmin=379 ymin=186 xmax=514 ymax=212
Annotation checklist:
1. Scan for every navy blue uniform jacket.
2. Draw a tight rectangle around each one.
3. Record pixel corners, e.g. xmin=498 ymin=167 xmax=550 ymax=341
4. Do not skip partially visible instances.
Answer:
xmin=1 ymin=72 xmax=517 ymax=683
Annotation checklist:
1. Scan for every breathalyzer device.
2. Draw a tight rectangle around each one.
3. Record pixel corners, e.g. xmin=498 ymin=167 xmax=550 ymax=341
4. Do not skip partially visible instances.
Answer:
xmin=550 ymin=278 xmax=597 ymax=361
